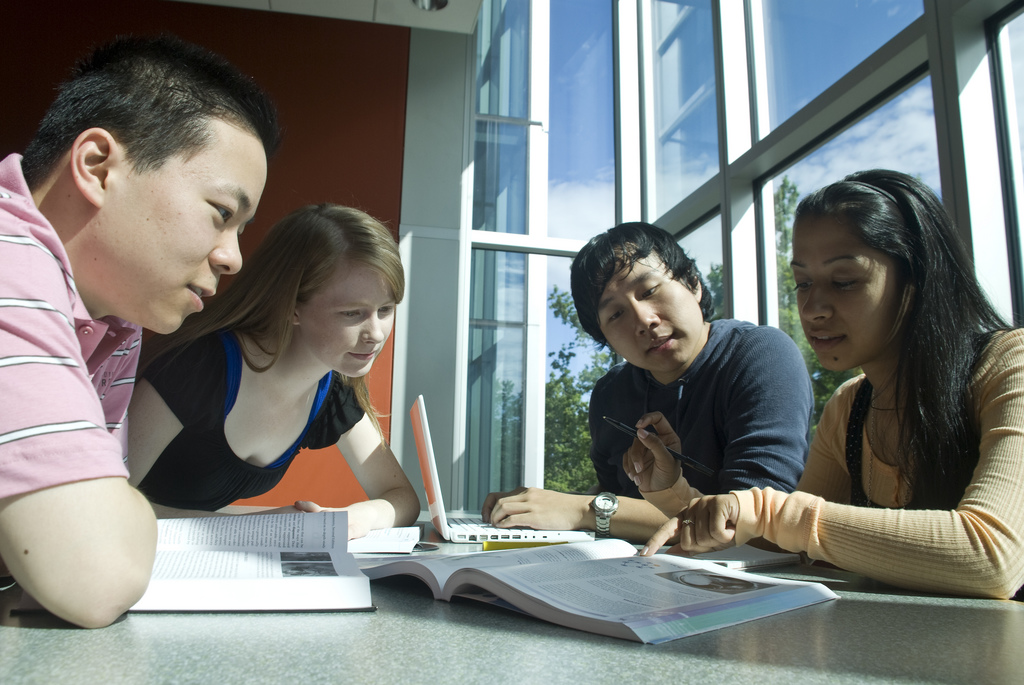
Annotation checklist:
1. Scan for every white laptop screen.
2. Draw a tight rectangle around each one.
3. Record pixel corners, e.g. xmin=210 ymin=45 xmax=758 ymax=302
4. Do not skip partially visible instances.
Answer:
xmin=410 ymin=395 xmax=451 ymax=537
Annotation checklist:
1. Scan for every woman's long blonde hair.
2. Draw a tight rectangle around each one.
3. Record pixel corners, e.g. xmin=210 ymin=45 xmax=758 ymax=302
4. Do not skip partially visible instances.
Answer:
xmin=141 ymin=203 xmax=405 ymax=435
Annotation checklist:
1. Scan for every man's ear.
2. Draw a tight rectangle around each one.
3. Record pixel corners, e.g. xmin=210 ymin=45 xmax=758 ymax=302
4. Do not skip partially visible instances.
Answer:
xmin=68 ymin=128 xmax=122 ymax=209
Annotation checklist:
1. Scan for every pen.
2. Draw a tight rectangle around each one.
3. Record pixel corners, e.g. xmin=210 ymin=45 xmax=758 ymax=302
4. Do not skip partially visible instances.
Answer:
xmin=602 ymin=415 xmax=716 ymax=477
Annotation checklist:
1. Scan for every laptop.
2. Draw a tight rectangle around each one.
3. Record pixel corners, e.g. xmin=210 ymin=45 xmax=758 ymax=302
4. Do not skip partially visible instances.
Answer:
xmin=409 ymin=395 xmax=593 ymax=544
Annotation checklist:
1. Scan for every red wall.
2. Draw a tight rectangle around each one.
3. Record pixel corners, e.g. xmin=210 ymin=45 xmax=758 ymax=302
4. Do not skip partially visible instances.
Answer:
xmin=1 ymin=0 xmax=410 ymax=507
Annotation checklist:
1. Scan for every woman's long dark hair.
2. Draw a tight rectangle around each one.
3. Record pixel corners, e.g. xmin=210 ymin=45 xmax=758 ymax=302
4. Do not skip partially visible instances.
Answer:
xmin=795 ymin=169 xmax=1009 ymax=509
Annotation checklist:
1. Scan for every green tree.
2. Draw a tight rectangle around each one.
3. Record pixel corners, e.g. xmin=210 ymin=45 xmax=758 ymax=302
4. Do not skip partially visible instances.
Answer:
xmin=774 ymin=175 xmax=858 ymax=431
xmin=485 ymin=377 xmax=524 ymax=492
xmin=543 ymin=286 xmax=616 ymax=492
xmin=704 ymin=262 xmax=725 ymax=320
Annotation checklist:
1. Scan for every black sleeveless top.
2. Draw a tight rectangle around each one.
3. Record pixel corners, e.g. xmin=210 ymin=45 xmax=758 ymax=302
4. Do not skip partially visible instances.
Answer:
xmin=138 ymin=333 xmax=364 ymax=510
xmin=844 ymin=379 xmax=879 ymax=508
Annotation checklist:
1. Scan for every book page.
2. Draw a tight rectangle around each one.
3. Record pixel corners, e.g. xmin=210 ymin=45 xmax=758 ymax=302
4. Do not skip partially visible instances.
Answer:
xmin=150 ymin=549 xmax=359 ymax=580
xmin=361 ymin=538 xmax=637 ymax=589
xmin=477 ymin=552 xmax=836 ymax=643
xmin=133 ymin=550 xmax=370 ymax=612
xmin=156 ymin=512 xmax=344 ymax=552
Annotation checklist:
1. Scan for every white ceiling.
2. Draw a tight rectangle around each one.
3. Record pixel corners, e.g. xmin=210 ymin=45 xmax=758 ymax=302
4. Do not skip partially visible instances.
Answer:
xmin=163 ymin=0 xmax=483 ymax=33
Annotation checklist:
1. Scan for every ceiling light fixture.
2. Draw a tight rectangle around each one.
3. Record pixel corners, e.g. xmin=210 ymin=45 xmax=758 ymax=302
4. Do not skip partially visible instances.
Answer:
xmin=411 ymin=0 xmax=449 ymax=10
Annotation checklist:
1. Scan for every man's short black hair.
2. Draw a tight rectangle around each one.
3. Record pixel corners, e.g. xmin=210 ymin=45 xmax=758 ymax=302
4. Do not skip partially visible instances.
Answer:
xmin=22 ymin=34 xmax=280 ymax=189
xmin=570 ymin=222 xmax=712 ymax=347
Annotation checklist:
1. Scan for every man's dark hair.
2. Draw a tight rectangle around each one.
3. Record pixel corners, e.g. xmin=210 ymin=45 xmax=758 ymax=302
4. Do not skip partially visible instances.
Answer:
xmin=22 ymin=34 xmax=280 ymax=189
xmin=570 ymin=221 xmax=712 ymax=347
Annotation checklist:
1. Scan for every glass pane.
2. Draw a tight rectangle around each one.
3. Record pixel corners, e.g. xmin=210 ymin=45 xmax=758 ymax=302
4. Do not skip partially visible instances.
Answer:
xmin=1010 ymin=12 xmax=1024 ymax=158
xmin=770 ymin=77 xmax=938 ymax=429
xmin=472 ymin=120 xmax=528 ymax=234
xmin=466 ymin=250 xmax=526 ymax=508
xmin=476 ymin=0 xmax=530 ymax=119
xmin=1003 ymin=10 xmax=1024 ymax=280
xmin=677 ymin=214 xmax=724 ymax=321
xmin=544 ymin=256 xmax=616 ymax=492
xmin=761 ymin=0 xmax=923 ymax=132
xmin=648 ymin=0 xmax=719 ymax=219
xmin=547 ymin=0 xmax=616 ymax=240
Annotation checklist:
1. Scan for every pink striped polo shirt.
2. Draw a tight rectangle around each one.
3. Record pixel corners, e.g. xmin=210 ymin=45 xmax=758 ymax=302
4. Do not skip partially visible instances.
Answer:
xmin=0 ymin=154 xmax=137 ymax=500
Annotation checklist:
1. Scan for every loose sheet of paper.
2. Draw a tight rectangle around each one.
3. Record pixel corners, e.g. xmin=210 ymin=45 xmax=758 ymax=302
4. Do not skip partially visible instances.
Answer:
xmin=348 ymin=526 xmax=421 ymax=554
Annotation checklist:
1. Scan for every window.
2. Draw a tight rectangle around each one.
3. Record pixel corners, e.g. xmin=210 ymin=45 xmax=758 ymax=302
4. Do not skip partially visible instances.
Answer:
xmin=769 ymin=77 xmax=939 ymax=427
xmin=464 ymin=0 xmax=615 ymax=509
xmin=445 ymin=0 xmax=1024 ymax=508
xmin=678 ymin=213 xmax=725 ymax=321
xmin=641 ymin=0 xmax=718 ymax=218
xmin=757 ymin=0 xmax=922 ymax=133
xmin=466 ymin=249 xmax=526 ymax=504
xmin=992 ymin=3 xmax=1024 ymax=320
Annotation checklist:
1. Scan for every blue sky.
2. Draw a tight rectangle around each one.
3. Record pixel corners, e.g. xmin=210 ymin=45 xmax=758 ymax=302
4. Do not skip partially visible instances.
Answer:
xmin=544 ymin=1 xmax=616 ymax=376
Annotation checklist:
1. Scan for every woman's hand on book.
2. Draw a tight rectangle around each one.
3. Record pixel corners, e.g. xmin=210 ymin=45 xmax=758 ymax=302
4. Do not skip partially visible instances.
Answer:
xmin=294 ymin=500 xmax=374 ymax=540
xmin=639 ymin=494 xmax=739 ymax=556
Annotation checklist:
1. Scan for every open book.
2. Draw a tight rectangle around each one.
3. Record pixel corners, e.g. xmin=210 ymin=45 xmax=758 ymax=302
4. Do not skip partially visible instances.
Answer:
xmin=358 ymin=539 xmax=835 ymax=644
xmin=131 ymin=511 xmax=371 ymax=612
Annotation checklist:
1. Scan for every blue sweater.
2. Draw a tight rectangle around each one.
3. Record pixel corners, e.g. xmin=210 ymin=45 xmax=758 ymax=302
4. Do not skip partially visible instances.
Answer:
xmin=588 ymin=319 xmax=812 ymax=498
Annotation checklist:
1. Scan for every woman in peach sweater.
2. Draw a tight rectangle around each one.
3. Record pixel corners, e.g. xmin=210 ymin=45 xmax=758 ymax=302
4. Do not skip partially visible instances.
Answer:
xmin=634 ymin=169 xmax=1024 ymax=599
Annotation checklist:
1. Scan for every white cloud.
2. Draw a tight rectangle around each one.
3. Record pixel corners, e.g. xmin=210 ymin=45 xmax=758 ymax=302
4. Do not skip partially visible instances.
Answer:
xmin=782 ymin=78 xmax=940 ymax=198
xmin=546 ymin=178 xmax=616 ymax=241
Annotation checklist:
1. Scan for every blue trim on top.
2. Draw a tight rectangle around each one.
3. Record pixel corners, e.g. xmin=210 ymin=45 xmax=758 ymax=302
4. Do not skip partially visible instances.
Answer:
xmin=266 ymin=372 xmax=332 ymax=469
xmin=217 ymin=331 xmax=332 ymax=470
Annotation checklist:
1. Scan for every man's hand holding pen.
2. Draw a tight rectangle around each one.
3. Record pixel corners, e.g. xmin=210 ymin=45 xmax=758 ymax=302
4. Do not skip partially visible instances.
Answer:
xmin=619 ymin=411 xmax=687 ymax=491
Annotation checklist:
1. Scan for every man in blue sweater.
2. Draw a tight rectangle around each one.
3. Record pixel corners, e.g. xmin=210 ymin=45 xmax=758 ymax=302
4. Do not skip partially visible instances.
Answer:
xmin=483 ymin=222 xmax=813 ymax=542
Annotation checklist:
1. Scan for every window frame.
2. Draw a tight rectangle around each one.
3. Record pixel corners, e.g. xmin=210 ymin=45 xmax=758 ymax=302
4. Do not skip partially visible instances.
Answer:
xmin=435 ymin=0 xmax=1024 ymax=509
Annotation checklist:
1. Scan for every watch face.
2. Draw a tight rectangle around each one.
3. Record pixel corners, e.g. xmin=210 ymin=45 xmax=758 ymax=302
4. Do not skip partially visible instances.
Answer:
xmin=594 ymin=494 xmax=615 ymax=513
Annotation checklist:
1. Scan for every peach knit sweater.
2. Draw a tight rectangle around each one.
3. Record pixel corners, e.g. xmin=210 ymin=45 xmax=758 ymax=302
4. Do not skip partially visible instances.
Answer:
xmin=646 ymin=329 xmax=1024 ymax=598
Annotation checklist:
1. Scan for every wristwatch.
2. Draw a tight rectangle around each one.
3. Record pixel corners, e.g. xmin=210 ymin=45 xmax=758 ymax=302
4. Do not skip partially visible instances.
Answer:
xmin=591 ymin=492 xmax=619 ymax=538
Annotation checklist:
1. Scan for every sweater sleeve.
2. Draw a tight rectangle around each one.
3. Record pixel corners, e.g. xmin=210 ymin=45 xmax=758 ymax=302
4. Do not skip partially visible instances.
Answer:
xmin=714 ymin=325 xmax=812 ymax=493
xmin=731 ymin=331 xmax=1024 ymax=599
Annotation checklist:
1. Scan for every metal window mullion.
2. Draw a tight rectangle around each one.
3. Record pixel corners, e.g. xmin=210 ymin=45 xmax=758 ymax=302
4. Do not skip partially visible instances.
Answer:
xmin=615 ymin=0 xmax=643 ymax=223
xmin=717 ymin=0 xmax=761 ymax=324
xmin=521 ymin=0 xmax=550 ymax=489
xmin=470 ymin=229 xmax=585 ymax=257
xmin=990 ymin=15 xmax=1024 ymax=322
xmin=927 ymin=0 xmax=1014 ymax=321
xmin=639 ymin=0 xmax=659 ymax=220
xmin=453 ymin=24 xmax=480 ymax=511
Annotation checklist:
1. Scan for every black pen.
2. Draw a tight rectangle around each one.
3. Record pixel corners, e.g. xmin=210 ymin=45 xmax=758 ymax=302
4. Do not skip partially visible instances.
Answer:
xmin=602 ymin=415 xmax=715 ymax=477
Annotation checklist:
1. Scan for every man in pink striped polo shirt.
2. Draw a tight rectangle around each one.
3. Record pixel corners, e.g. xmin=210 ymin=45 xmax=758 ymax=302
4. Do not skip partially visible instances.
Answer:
xmin=0 ymin=35 xmax=279 ymax=627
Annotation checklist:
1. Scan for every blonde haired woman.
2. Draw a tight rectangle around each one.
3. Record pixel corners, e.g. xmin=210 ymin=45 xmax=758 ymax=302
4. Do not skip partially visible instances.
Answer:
xmin=127 ymin=204 xmax=419 ymax=539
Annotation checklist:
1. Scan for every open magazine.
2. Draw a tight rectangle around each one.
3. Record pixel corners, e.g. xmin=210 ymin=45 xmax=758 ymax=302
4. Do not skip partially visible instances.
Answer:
xmin=131 ymin=511 xmax=371 ymax=612
xmin=358 ymin=539 xmax=835 ymax=644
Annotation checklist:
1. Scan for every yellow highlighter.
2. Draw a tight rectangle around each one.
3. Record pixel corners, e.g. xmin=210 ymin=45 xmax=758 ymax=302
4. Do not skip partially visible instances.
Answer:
xmin=482 ymin=540 xmax=570 ymax=551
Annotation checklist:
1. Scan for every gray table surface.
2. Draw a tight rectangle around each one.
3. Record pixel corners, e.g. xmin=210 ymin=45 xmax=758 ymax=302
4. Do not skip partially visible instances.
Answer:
xmin=2 ymin=539 xmax=1023 ymax=684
